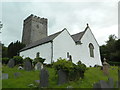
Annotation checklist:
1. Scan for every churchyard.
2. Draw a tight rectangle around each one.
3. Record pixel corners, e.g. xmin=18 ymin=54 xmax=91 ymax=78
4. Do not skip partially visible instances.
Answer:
xmin=1 ymin=57 xmax=119 ymax=88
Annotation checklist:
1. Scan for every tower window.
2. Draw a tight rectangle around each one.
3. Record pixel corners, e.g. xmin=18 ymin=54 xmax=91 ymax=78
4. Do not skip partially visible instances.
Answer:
xmin=67 ymin=52 xmax=69 ymax=58
xmin=89 ymin=43 xmax=94 ymax=57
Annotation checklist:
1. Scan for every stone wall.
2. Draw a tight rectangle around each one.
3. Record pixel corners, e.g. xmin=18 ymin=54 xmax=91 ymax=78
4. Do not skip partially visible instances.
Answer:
xmin=22 ymin=14 xmax=48 ymax=46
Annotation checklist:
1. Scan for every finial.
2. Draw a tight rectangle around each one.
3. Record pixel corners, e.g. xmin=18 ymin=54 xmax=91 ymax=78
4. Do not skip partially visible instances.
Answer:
xmin=87 ymin=23 xmax=89 ymax=27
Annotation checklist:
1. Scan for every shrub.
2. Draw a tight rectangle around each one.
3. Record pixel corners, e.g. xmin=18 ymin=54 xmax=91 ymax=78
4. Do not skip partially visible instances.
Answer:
xmin=33 ymin=57 xmax=45 ymax=65
xmin=13 ymin=56 xmax=23 ymax=65
xmin=2 ymin=58 xmax=9 ymax=64
xmin=53 ymin=58 xmax=87 ymax=81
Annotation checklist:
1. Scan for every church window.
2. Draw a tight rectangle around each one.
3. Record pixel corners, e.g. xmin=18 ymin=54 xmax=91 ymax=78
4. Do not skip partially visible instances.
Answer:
xmin=67 ymin=52 xmax=69 ymax=58
xmin=89 ymin=43 xmax=94 ymax=57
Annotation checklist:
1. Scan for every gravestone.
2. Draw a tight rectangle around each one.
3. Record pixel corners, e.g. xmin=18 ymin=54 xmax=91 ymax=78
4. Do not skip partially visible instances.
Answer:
xmin=24 ymin=60 xmax=32 ymax=71
xmin=108 ymin=78 xmax=114 ymax=88
xmin=102 ymin=58 xmax=109 ymax=75
xmin=14 ymin=72 xmax=21 ymax=78
xmin=99 ymin=80 xmax=109 ymax=88
xmin=35 ymin=62 xmax=43 ymax=70
xmin=58 ymin=69 xmax=67 ymax=85
xmin=2 ymin=73 xmax=8 ymax=79
xmin=93 ymin=78 xmax=115 ymax=88
xmin=18 ymin=66 xmax=23 ymax=70
xmin=7 ymin=59 xmax=15 ymax=68
xmin=40 ymin=68 xmax=49 ymax=87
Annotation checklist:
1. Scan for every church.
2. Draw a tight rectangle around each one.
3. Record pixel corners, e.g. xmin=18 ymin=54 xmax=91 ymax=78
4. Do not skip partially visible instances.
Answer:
xmin=20 ymin=14 xmax=102 ymax=67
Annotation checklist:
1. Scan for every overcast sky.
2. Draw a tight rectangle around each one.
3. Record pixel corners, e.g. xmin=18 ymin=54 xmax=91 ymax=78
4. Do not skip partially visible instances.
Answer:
xmin=1 ymin=0 xmax=119 ymax=46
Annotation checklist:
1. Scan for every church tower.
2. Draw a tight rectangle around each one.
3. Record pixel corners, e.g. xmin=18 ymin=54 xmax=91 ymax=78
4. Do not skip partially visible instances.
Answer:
xmin=22 ymin=14 xmax=48 ymax=46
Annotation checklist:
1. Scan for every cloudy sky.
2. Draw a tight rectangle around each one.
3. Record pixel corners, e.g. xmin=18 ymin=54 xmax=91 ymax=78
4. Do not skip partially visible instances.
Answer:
xmin=1 ymin=0 xmax=119 ymax=46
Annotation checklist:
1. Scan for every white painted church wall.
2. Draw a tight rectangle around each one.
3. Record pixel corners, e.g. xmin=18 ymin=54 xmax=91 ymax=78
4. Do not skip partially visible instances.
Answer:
xmin=79 ymin=28 xmax=102 ymax=67
xmin=20 ymin=42 xmax=52 ymax=64
xmin=53 ymin=30 xmax=76 ymax=63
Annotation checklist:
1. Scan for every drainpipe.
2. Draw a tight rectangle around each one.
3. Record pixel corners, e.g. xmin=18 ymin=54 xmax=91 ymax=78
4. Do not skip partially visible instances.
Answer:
xmin=51 ymin=41 xmax=53 ymax=63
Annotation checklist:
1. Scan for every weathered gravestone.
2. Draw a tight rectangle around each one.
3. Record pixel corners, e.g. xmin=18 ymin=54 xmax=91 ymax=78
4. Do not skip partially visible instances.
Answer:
xmin=2 ymin=73 xmax=8 ymax=79
xmin=35 ymin=62 xmax=43 ymax=70
xmin=107 ymin=78 xmax=114 ymax=88
xmin=7 ymin=59 xmax=15 ymax=68
xmin=102 ymin=58 xmax=110 ymax=75
xmin=93 ymin=78 xmax=115 ymax=89
xmin=40 ymin=68 xmax=49 ymax=87
xmin=14 ymin=72 xmax=21 ymax=78
xmin=24 ymin=60 xmax=32 ymax=71
xmin=58 ymin=69 xmax=67 ymax=85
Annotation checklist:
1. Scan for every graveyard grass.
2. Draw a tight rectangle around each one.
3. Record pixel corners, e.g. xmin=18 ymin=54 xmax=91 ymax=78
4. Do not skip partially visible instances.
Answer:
xmin=2 ymin=65 xmax=118 ymax=88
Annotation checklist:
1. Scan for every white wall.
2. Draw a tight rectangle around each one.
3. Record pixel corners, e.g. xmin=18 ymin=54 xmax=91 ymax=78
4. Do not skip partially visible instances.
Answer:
xmin=78 ymin=28 xmax=102 ymax=67
xmin=20 ymin=42 xmax=52 ymax=64
xmin=53 ymin=29 xmax=102 ymax=67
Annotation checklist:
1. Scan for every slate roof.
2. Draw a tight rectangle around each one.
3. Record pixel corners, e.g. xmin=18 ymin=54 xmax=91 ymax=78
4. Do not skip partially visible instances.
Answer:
xmin=20 ymin=26 xmax=88 ymax=52
xmin=20 ymin=30 xmax=63 ymax=51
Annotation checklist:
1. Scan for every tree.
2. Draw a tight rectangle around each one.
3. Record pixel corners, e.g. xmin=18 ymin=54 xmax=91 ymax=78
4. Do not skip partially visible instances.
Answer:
xmin=2 ymin=44 xmax=8 ymax=58
xmin=7 ymin=41 xmax=25 ymax=58
xmin=100 ymin=34 xmax=120 ymax=64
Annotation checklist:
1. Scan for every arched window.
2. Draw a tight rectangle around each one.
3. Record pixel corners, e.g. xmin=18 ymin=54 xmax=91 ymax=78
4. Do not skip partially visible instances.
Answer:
xmin=89 ymin=43 xmax=94 ymax=57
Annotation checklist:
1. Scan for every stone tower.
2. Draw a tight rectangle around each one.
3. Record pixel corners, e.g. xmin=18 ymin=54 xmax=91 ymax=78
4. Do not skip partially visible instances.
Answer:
xmin=22 ymin=14 xmax=48 ymax=46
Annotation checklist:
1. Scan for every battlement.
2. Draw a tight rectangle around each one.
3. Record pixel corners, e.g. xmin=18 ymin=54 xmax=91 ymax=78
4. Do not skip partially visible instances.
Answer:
xmin=24 ymin=14 xmax=47 ymax=25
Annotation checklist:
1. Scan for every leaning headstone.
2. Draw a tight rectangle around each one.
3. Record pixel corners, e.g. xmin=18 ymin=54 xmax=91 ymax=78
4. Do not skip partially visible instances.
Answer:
xmin=58 ymin=69 xmax=67 ymax=85
xmin=107 ymin=78 xmax=114 ymax=88
xmin=24 ymin=60 xmax=32 ymax=71
xmin=40 ymin=68 xmax=49 ymax=87
xmin=102 ymin=58 xmax=109 ymax=75
xmin=35 ymin=62 xmax=43 ymax=70
xmin=2 ymin=73 xmax=8 ymax=79
xmin=14 ymin=72 xmax=21 ymax=78
xmin=7 ymin=59 xmax=15 ymax=68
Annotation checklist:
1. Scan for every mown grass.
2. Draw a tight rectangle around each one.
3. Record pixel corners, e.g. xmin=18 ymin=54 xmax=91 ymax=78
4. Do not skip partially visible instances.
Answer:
xmin=2 ymin=65 xmax=118 ymax=88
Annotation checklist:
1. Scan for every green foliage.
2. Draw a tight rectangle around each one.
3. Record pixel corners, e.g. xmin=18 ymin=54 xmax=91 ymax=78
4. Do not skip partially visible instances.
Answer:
xmin=53 ymin=58 xmax=87 ymax=81
xmin=53 ymin=58 xmax=74 ymax=73
xmin=33 ymin=57 xmax=45 ymax=65
xmin=8 ymin=41 xmax=25 ymax=58
xmin=2 ymin=44 xmax=8 ymax=58
xmin=100 ymin=35 xmax=120 ymax=64
xmin=2 ymin=58 xmax=9 ymax=64
xmin=24 ymin=57 xmax=33 ymax=62
xmin=13 ymin=56 xmax=23 ymax=65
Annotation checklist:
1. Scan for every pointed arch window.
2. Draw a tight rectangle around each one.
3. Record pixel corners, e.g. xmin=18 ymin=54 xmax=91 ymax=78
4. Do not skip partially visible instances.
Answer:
xmin=89 ymin=43 xmax=94 ymax=57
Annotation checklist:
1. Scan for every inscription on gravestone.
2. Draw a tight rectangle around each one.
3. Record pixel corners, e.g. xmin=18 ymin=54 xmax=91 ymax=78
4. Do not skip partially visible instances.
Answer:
xmin=40 ymin=68 xmax=49 ymax=87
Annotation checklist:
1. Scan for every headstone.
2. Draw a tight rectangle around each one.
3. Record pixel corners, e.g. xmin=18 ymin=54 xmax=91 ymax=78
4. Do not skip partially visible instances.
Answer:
xmin=58 ymin=69 xmax=67 ymax=85
xmin=7 ymin=59 xmax=15 ymax=68
xmin=35 ymin=80 xmax=40 ymax=84
xmin=102 ymin=58 xmax=109 ymax=75
xmin=99 ymin=80 xmax=109 ymax=88
xmin=93 ymin=82 xmax=101 ymax=88
xmin=35 ymin=62 xmax=43 ymax=70
xmin=24 ymin=60 xmax=32 ymax=71
xmin=14 ymin=72 xmax=21 ymax=78
xmin=40 ymin=68 xmax=49 ymax=87
xmin=18 ymin=66 xmax=23 ymax=70
xmin=2 ymin=73 xmax=8 ymax=79
xmin=108 ymin=78 xmax=114 ymax=88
